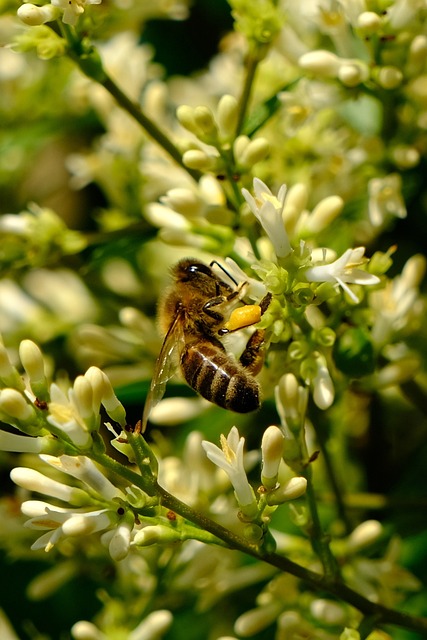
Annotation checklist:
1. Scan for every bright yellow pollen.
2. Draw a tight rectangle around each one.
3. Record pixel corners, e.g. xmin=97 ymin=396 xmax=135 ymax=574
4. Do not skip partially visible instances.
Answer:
xmin=223 ymin=305 xmax=262 ymax=332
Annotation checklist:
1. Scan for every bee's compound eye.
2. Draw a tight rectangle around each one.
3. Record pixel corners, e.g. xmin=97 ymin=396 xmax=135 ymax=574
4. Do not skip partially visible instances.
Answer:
xmin=187 ymin=263 xmax=212 ymax=277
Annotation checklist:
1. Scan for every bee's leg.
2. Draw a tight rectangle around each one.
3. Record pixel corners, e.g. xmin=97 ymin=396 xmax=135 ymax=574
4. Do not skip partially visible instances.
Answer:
xmin=259 ymin=292 xmax=272 ymax=314
xmin=237 ymin=294 xmax=272 ymax=375
xmin=202 ymin=282 xmax=247 ymax=321
xmin=202 ymin=295 xmax=228 ymax=321
xmin=239 ymin=329 xmax=266 ymax=375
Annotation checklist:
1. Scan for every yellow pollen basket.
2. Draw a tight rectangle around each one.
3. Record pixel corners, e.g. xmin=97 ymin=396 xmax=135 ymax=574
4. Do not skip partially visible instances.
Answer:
xmin=224 ymin=305 xmax=262 ymax=332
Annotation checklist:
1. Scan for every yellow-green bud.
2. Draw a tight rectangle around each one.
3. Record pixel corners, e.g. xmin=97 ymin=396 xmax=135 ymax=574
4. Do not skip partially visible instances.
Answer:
xmin=217 ymin=94 xmax=238 ymax=139
xmin=377 ymin=66 xmax=403 ymax=90
xmin=182 ymin=149 xmax=217 ymax=171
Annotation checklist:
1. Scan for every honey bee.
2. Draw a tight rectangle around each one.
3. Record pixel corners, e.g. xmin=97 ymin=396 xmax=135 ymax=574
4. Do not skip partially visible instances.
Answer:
xmin=140 ymin=258 xmax=271 ymax=432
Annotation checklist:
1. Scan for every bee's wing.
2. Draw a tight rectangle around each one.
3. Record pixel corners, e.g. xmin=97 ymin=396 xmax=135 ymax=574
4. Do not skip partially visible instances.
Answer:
xmin=140 ymin=310 xmax=185 ymax=432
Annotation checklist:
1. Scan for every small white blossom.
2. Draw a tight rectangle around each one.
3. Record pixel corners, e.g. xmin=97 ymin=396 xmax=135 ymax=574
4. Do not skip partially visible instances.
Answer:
xmin=241 ymin=179 xmax=292 ymax=258
xmin=51 ymin=0 xmax=102 ymax=26
xmin=305 ymin=247 xmax=380 ymax=303
xmin=202 ymin=427 xmax=258 ymax=517
xmin=20 ymin=500 xmax=113 ymax=551
xmin=368 ymin=174 xmax=407 ymax=227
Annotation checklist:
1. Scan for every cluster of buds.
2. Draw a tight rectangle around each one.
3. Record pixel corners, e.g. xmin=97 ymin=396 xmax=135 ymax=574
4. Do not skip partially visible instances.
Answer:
xmin=177 ymin=95 xmax=269 ymax=173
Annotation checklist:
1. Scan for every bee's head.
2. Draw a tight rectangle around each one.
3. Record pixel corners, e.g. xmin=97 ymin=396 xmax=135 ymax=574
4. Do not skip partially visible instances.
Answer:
xmin=173 ymin=258 xmax=215 ymax=283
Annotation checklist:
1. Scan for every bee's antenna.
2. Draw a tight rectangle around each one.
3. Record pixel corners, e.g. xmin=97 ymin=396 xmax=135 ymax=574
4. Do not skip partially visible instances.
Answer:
xmin=210 ymin=260 xmax=239 ymax=286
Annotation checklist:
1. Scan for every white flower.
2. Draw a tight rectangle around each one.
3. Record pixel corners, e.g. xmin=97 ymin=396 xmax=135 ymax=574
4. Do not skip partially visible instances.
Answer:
xmin=368 ymin=174 xmax=407 ymax=227
xmin=51 ymin=0 xmax=102 ymax=26
xmin=370 ymin=254 xmax=426 ymax=346
xmin=202 ymin=427 xmax=258 ymax=517
xmin=241 ymin=179 xmax=292 ymax=258
xmin=305 ymin=247 xmax=380 ymax=303
xmin=12 ymin=454 xmax=132 ymax=555
xmin=21 ymin=500 xmax=117 ymax=552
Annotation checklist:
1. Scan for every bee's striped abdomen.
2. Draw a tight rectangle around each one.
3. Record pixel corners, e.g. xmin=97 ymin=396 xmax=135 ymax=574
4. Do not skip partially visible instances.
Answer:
xmin=181 ymin=342 xmax=260 ymax=413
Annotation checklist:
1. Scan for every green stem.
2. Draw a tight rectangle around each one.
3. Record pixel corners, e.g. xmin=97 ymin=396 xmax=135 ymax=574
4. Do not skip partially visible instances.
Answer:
xmin=87 ymin=448 xmax=427 ymax=635
xmin=235 ymin=54 xmax=261 ymax=136
xmin=60 ymin=24 xmax=201 ymax=182
xmin=303 ymin=465 xmax=340 ymax=579
xmin=156 ymin=484 xmax=427 ymax=635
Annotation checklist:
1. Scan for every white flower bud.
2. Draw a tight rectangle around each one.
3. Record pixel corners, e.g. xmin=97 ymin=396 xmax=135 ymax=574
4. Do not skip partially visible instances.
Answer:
xmin=266 ymin=476 xmax=307 ymax=505
xmin=0 ymin=431 xmax=47 ymax=453
xmin=357 ymin=12 xmax=381 ymax=35
xmin=62 ymin=511 xmax=113 ymax=536
xmin=19 ymin=340 xmax=46 ymax=382
xmin=160 ymin=188 xmax=202 ymax=219
xmin=100 ymin=371 xmax=127 ymax=427
xmin=27 ymin=561 xmax=77 ymax=601
xmin=108 ymin=521 xmax=132 ymax=561
xmin=376 ymin=356 xmax=420 ymax=387
xmin=71 ymin=621 xmax=106 ymax=640
xmin=0 ymin=388 xmax=35 ymax=422
xmin=176 ymin=105 xmax=198 ymax=133
xmin=338 ymin=62 xmax=369 ymax=87
xmin=193 ymin=105 xmax=217 ymax=136
xmin=133 ymin=525 xmax=180 ymax=546
xmin=392 ymin=145 xmax=420 ymax=169
xmin=306 ymin=195 xmax=344 ymax=233
xmin=409 ymin=35 xmax=427 ymax=63
xmin=299 ymin=50 xmax=341 ymax=78
xmin=18 ymin=3 xmax=60 ymax=25
xmin=261 ymin=426 xmax=284 ymax=489
xmin=233 ymin=135 xmax=250 ymax=160
xmin=234 ymin=602 xmax=283 ymax=637
xmin=130 ymin=610 xmax=173 ymax=640
xmin=346 ymin=519 xmax=383 ymax=552
xmin=182 ymin=149 xmax=217 ymax=171
xmin=310 ymin=599 xmax=347 ymax=625
xmin=402 ymin=253 xmax=426 ymax=288
xmin=217 ymin=94 xmax=238 ymax=139
xmin=149 ymin=397 xmax=208 ymax=425
xmin=377 ymin=66 xmax=403 ymax=90
xmin=72 ymin=376 xmax=94 ymax=420
xmin=11 ymin=467 xmax=87 ymax=504
xmin=238 ymin=137 xmax=270 ymax=167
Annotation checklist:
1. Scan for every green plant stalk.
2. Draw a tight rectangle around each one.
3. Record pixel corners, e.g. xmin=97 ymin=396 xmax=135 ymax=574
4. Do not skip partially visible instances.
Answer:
xmin=235 ymin=54 xmax=261 ymax=136
xmin=303 ymin=464 xmax=340 ymax=580
xmin=59 ymin=23 xmax=201 ymax=182
xmin=90 ymin=447 xmax=427 ymax=635
xmin=156 ymin=483 xmax=427 ymax=636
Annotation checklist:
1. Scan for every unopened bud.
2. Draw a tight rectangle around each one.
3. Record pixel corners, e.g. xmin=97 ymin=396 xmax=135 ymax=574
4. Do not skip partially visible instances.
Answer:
xmin=18 ymin=3 xmax=60 ymax=26
xmin=176 ymin=105 xmax=198 ymax=134
xmin=239 ymin=137 xmax=269 ymax=167
xmin=133 ymin=525 xmax=180 ymax=546
xmin=307 ymin=195 xmax=343 ymax=233
xmin=266 ymin=476 xmax=307 ymax=505
xmin=356 ymin=11 xmax=381 ymax=35
xmin=310 ymin=599 xmax=347 ymax=625
xmin=347 ymin=519 xmax=383 ymax=552
xmin=0 ymin=388 xmax=36 ymax=423
xmin=19 ymin=339 xmax=49 ymax=399
xmin=193 ymin=105 xmax=217 ymax=139
xmin=299 ymin=50 xmax=340 ymax=78
xmin=338 ymin=62 xmax=369 ymax=87
xmin=261 ymin=426 xmax=284 ymax=489
xmin=377 ymin=66 xmax=403 ymax=90
xmin=182 ymin=149 xmax=217 ymax=171
xmin=217 ymin=94 xmax=238 ymax=139
xmin=392 ymin=145 xmax=420 ymax=169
